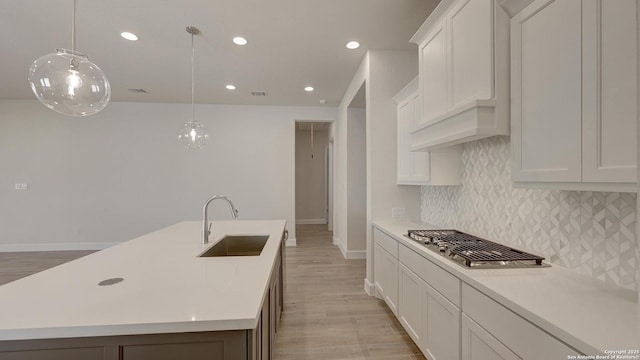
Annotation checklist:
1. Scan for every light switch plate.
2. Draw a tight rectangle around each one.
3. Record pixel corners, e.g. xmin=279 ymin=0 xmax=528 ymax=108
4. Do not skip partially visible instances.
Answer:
xmin=392 ymin=207 xmax=406 ymax=218
xmin=15 ymin=183 xmax=28 ymax=190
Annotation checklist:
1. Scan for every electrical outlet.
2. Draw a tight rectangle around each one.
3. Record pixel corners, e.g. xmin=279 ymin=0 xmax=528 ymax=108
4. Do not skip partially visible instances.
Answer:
xmin=392 ymin=207 xmax=406 ymax=218
xmin=14 ymin=183 xmax=28 ymax=190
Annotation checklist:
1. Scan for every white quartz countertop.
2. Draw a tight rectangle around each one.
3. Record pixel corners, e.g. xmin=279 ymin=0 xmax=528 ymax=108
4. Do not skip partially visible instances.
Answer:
xmin=373 ymin=219 xmax=640 ymax=354
xmin=0 ymin=220 xmax=285 ymax=341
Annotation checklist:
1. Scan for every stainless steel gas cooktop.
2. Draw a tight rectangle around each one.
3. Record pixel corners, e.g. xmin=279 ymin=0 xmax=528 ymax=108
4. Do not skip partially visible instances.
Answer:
xmin=406 ymin=230 xmax=548 ymax=269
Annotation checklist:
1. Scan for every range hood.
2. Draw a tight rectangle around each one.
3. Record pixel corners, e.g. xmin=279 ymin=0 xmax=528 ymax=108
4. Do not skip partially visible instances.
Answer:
xmin=409 ymin=0 xmax=511 ymax=152
xmin=410 ymin=99 xmax=508 ymax=151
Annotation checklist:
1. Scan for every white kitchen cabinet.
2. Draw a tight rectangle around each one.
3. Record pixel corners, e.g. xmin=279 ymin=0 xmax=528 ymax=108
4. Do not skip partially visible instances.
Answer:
xmin=373 ymin=229 xmax=399 ymax=315
xmin=461 ymin=314 xmax=519 ymax=360
xmin=398 ymin=263 xmax=426 ymax=347
xmin=582 ymin=0 xmax=638 ymax=183
xmin=409 ymin=0 xmax=510 ymax=151
xmin=394 ymin=77 xmax=462 ymax=186
xmin=511 ymin=0 xmax=637 ymax=191
xmin=423 ymin=280 xmax=461 ymax=360
xmin=420 ymin=21 xmax=448 ymax=127
xmin=398 ymin=244 xmax=461 ymax=360
xmin=462 ymin=284 xmax=581 ymax=359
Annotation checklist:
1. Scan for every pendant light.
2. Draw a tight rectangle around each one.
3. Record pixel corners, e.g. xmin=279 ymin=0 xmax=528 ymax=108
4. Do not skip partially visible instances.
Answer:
xmin=178 ymin=26 xmax=208 ymax=150
xmin=27 ymin=0 xmax=110 ymax=117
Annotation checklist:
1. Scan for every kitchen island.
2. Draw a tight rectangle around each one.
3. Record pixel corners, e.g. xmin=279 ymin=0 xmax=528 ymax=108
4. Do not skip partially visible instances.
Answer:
xmin=0 ymin=220 xmax=286 ymax=360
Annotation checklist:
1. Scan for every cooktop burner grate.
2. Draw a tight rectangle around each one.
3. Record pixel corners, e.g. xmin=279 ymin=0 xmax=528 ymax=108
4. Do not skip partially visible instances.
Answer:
xmin=406 ymin=230 xmax=545 ymax=268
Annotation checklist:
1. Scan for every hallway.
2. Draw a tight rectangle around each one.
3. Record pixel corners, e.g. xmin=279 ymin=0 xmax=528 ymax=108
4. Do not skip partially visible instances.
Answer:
xmin=274 ymin=224 xmax=423 ymax=359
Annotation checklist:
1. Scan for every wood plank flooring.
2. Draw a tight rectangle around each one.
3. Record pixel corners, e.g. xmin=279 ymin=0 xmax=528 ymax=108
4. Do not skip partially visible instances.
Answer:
xmin=0 ymin=250 xmax=94 ymax=286
xmin=274 ymin=224 xmax=424 ymax=359
xmin=0 ymin=225 xmax=424 ymax=359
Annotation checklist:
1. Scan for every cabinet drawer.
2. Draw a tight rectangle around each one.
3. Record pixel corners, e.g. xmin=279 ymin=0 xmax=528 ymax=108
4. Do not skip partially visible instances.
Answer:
xmin=462 ymin=284 xmax=581 ymax=359
xmin=462 ymin=314 xmax=519 ymax=360
xmin=399 ymin=243 xmax=460 ymax=306
xmin=373 ymin=228 xmax=398 ymax=258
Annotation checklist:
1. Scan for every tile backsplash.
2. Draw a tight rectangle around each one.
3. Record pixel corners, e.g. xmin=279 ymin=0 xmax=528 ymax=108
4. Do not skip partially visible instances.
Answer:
xmin=421 ymin=136 xmax=637 ymax=290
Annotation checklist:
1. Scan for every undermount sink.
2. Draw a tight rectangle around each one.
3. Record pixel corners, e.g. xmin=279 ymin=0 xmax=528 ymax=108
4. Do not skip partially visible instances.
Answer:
xmin=199 ymin=235 xmax=269 ymax=257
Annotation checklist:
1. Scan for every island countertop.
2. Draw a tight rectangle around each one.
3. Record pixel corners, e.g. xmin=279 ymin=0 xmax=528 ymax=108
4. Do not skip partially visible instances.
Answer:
xmin=0 ymin=220 xmax=286 ymax=341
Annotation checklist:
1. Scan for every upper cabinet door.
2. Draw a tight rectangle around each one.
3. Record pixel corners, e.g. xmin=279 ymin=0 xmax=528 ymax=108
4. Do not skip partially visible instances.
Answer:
xmin=512 ymin=0 xmax=637 ymax=189
xmin=395 ymin=80 xmax=431 ymax=185
xmin=398 ymin=98 xmax=417 ymax=182
xmin=581 ymin=0 xmax=638 ymax=183
xmin=511 ymin=0 xmax=583 ymax=182
xmin=410 ymin=0 xmax=509 ymax=151
xmin=420 ymin=20 xmax=449 ymax=126
xmin=448 ymin=0 xmax=493 ymax=108
xmin=410 ymin=92 xmax=432 ymax=181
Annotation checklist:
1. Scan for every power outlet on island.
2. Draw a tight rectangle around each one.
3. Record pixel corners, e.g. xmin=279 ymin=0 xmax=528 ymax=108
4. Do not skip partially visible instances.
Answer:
xmin=391 ymin=207 xmax=406 ymax=218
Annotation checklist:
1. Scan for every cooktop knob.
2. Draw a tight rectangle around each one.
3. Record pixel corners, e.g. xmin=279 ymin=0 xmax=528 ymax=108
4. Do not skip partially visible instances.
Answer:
xmin=439 ymin=244 xmax=447 ymax=252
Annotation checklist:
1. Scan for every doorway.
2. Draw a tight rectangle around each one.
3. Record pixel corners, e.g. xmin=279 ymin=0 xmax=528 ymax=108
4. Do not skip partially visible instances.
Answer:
xmin=295 ymin=121 xmax=333 ymax=231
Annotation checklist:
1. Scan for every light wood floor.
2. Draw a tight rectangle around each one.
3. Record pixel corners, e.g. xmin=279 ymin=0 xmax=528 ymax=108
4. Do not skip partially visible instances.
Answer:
xmin=0 ymin=250 xmax=95 ymax=286
xmin=0 ymin=225 xmax=424 ymax=359
xmin=274 ymin=224 xmax=424 ymax=359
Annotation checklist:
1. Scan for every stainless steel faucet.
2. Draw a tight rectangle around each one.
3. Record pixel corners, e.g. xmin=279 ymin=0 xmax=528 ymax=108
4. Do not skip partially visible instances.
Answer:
xmin=202 ymin=195 xmax=239 ymax=244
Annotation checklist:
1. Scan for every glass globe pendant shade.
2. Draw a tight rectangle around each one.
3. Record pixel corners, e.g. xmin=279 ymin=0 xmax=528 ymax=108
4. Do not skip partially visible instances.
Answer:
xmin=178 ymin=121 xmax=208 ymax=149
xmin=28 ymin=49 xmax=111 ymax=117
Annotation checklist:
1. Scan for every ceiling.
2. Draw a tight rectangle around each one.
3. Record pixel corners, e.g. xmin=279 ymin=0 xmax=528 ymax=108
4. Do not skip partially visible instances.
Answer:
xmin=0 ymin=0 xmax=437 ymax=107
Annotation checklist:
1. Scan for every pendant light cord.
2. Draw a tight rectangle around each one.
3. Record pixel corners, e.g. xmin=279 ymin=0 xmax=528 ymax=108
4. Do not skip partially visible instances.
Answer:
xmin=71 ymin=0 xmax=76 ymax=52
xmin=311 ymin=123 xmax=314 ymax=159
xmin=191 ymin=32 xmax=195 ymax=123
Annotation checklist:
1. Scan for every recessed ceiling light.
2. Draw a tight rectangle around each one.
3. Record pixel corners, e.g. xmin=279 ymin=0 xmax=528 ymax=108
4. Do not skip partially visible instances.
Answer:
xmin=233 ymin=36 xmax=248 ymax=46
xmin=226 ymin=84 xmax=237 ymax=90
xmin=120 ymin=32 xmax=139 ymax=41
xmin=346 ymin=41 xmax=360 ymax=50
xmin=304 ymin=86 xmax=314 ymax=92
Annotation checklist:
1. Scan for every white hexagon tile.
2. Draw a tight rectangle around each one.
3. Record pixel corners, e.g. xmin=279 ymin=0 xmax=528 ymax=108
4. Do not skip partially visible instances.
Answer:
xmin=421 ymin=136 xmax=637 ymax=291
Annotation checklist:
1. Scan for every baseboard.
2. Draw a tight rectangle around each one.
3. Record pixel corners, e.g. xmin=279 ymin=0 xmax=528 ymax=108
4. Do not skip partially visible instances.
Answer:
xmin=345 ymin=249 xmax=366 ymax=259
xmin=295 ymin=219 xmax=327 ymax=225
xmin=332 ymin=236 xmax=339 ymax=245
xmin=0 ymin=242 xmax=119 ymax=252
xmin=364 ymin=278 xmax=376 ymax=296
xmin=336 ymin=240 xmax=366 ymax=259
xmin=286 ymin=237 xmax=297 ymax=247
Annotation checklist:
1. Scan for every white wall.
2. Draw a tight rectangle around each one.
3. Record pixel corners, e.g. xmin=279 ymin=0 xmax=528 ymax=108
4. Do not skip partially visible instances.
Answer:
xmin=334 ymin=53 xmax=368 ymax=256
xmin=295 ymin=128 xmax=329 ymax=223
xmin=347 ymin=108 xmax=367 ymax=252
xmin=334 ymin=50 xmax=422 ymax=290
xmin=0 ymin=100 xmax=336 ymax=250
xmin=637 ymin=0 xmax=640 ymax=329
xmin=368 ymin=51 xmax=422 ymax=223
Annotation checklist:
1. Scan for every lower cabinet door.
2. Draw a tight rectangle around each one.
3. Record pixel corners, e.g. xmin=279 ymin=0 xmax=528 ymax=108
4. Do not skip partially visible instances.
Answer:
xmin=261 ymin=289 xmax=270 ymax=360
xmin=424 ymin=283 xmax=461 ymax=360
xmin=374 ymin=243 xmax=399 ymax=316
xmin=374 ymin=243 xmax=385 ymax=298
xmin=462 ymin=314 xmax=519 ymax=360
xmin=382 ymin=249 xmax=399 ymax=315
xmin=398 ymin=263 xmax=425 ymax=350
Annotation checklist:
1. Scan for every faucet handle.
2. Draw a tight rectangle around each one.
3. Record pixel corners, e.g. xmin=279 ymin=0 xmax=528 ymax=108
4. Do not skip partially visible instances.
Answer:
xmin=208 ymin=221 xmax=212 ymax=234
xmin=233 ymin=209 xmax=239 ymax=218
